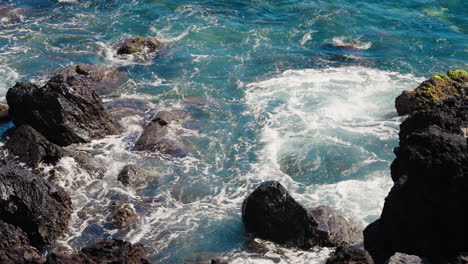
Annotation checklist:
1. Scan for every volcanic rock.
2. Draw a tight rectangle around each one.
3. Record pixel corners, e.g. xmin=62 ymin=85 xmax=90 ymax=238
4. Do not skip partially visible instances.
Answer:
xmin=0 ymin=162 xmax=72 ymax=250
xmin=326 ymin=246 xmax=374 ymax=264
xmin=117 ymin=37 xmax=163 ymax=55
xmin=242 ymin=181 xmax=330 ymax=248
xmin=134 ymin=110 xmax=192 ymax=157
xmin=45 ymin=239 xmax=150 ymax=264
xmin=364 ymin=98 xmax=468 ymax=263
xmin=0 ymin=247 xmax=43 ymax=264
xmin=0 ymin=220 xmax=30 ymax=250
xmin=6 ymin=74 xmax=119 ymax=147
xmin=52 ymin=64 xmax=127 ymax=96
xmin=395 ymin=70 xmax=468 ymax=115
xmin=309 ymin=205 xmax=363 ymax=246
xmin=117 ymin=164 xmax=149 ymax=186
xmin=4 ymin=125 xmax=66 ymax=167
xmin=107 ymin=202 xmax=138 ymax=229
xmin=385 ymin=253 xmax=429 ymax=264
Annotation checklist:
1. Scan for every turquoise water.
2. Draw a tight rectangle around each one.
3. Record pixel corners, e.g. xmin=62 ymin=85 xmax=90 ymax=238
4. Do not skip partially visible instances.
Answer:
xmin=0 ymin=0 xmax=467 ymax=263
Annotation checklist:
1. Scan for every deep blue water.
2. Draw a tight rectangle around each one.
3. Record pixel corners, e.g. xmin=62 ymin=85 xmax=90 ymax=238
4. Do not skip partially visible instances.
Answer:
xmin=1 ymin=0 xmax=467 ymax=263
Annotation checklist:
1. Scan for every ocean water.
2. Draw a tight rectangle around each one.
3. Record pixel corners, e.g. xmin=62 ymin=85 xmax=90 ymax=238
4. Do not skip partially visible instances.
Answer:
xmin=0 ymin=0 xmax=467 ymax=263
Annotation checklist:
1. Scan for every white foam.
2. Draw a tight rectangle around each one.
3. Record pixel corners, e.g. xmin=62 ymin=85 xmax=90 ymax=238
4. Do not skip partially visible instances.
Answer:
xmin=0 ymin=65 xmax=19 ymax=98
xmin=245 ymin=66 xmax=424 ymax=225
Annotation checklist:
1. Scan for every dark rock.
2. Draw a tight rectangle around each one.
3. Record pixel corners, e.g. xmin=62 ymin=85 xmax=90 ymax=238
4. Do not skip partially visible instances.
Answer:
xmin=0 ymin=247 xmax=43 ymax=264
xmin=449 ymin=253 xmax=468 ymax=264
xmin=0 ymin=104 xmax=9 ymax=123
xmin=117 ymin=164 xmax=149 ymax=186
xmin=395 ymin=70 xmax=468 ymax=115
xmin=117 ymin=37 xmax=163 ymax=55
xmin=134 ymin=110 xmax=192 ymax=157
xmin=107 ymin=201 xmax=138 ymax=229
xmin=52 ymin=64 xmax=128 ymax=96
xmin=385 ymin=253 xmax=429 ymax=264
xmin=242 ymin=181 xmax=330 ymax=248
xmin=0 ymin=163 xmax=72 ymax=250
xmin=4 ymin=125 xmax=66 ymax=168
xmin=6 ymin=75 xmax=119 ymax=147
xmin=0 ymin=5 xmax=24 ymax=24
xmin=45 ymin=239 xmax=150 ymax=264
xmin=309 ymin=205 xmax=363 ymax=246
xmin=326 ymin=246 xmax=374 ymax=264
xmin=0 ymin=220 xmax=30 ymax=250
xmin=364 ymin=98 xmax=468 ymax=263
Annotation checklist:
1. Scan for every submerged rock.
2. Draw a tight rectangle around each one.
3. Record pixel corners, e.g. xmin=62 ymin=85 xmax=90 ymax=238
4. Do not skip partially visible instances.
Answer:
xmin=242 ymin=181 xmax=330 ymax=248
xmin=6 ymin=75 xmax=119 ymax=146
xmin=4 ymin=125 xmax=66 ymax=168
xmin=45 ymin=239 xmax=150 ymax=264
xmin=134 ymin=110 xmax=192 ymax=157
xmin=0 ymin=163 xmax=72 ymax=250
xmin=395 ymin=70 xmax=468 ymax=115
xmin=385 ymin=253 xmax=429 ymax=264
xmin=309 ymin=205 xmax=363 ymax=246
xmin=51 ymin=64 xmax=128 ymax=96
xmin=117 ymin=164 xmax=149 ymax=186
xmin=107 ymin=202 xmax=138 ymax=229
xmin=326 ymin=246 xmax=374 ymax=264
xmin=364 ymin=98 xmax=468 ymax=263
xmin=0 ymin=104 xmax=9 ymax=123
xmin=117 ymin=37 xmax=163 ymax=55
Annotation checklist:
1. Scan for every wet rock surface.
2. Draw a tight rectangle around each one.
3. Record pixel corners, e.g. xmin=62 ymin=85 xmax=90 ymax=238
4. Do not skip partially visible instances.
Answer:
xmin=117 ymin=164 xmax=149 ymax=186
xmin=242 ymin=181 xmax=331 ymax=248
xmin=4 ymin=125 xmax=66 ymax=168
xmin=45 ymin=239 xmax=151 ymax=264
xmin=364 ymin=98 xmax=468 ymax=263
xmin=107 ymin=202 xmax=138 ymax=229
xmin=52 ymin=64 xmax=128 ymax=96
xmin=385 ymin=253 xmax=429 ymax=264
xmin=326 ymin=246 xmax=374 ymax=264
xmin=309 ymin=205 xmax=363 ymax=246
xmin=395 ymin=70 xmax=468 ymax=115
xmin=0 ymin=162 xmax=72 ymax=250
xmin=117 ymin=37 xmax=163 ymax=55
xmin=6 ymin=74 xmax=119 ymax=147
xmin=134 ymin=110 xmax=193 ymax=157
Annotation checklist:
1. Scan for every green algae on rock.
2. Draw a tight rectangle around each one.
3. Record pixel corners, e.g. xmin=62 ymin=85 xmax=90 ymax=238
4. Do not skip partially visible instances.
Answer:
xmin=395 ymin=70 xmax=468 ymax=115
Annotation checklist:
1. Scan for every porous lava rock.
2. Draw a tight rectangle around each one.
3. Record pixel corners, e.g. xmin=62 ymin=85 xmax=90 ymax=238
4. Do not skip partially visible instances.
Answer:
xmin=0 ymin=247 xmax=43 ymax=264
xmin=0 ymin=220 xmax=30 ymax=250
xmin=385 ymin=253 xmax=429 ymax=264
xmin=326 ymin=246 xmax=374 ymax=264
xmin=117 ymin=164 xmax=149 ymax=186
xmin=364 ymin=98 xmax=468 ymax=263
xmin=0 ymin=104 xmax=9 ymax=123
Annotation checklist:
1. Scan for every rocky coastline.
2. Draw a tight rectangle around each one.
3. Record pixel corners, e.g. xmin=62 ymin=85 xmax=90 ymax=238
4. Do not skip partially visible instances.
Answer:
xmin=0 ymin=27 xmax=466 ymax=263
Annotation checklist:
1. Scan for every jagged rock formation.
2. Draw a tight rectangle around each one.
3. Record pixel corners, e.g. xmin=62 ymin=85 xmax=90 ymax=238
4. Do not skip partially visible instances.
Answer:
xmin=364 ymin=98 xmax=468 ymax=263
xmin=0 ymin=162 xmax=72 ymax=250
xmin=6 ymin=74 xmax=119 ymax=146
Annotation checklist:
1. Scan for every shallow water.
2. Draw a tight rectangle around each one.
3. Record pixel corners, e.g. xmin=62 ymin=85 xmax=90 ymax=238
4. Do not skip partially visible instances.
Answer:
xmin=0 ymin=0 xmax=467 ymax=263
